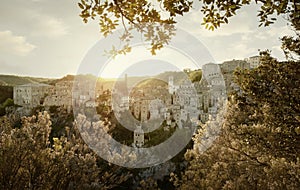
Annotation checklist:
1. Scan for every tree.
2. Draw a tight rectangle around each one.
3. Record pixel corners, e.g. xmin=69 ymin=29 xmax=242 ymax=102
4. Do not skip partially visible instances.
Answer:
xmin=0 ymin=98 xmax=14 ymax=116
xmin=2 ymin=98 xmax=14 ymax=108
xmin=0 ymin=112 xmax=130 ymax=189
xmin=172 ymin=52 xmax=300 ymax=189
xmin=78 ymin=0 xmax=299 ymax=55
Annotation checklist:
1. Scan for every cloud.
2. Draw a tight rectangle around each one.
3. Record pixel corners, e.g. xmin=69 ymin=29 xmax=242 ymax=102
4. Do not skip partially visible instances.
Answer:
xmin=28 ymin=11 xmax=69 ymax=38
xmin=0 ymin=30 xmax=36 ymax=56
xmin=254 ymin=25 xmax=295 ymax=40
xmin=178 ymin=4 xmax=258 ymax=38
xmin=0 ymin=1 xmax=69 ymax=39
xmin=175 ymin=2 xmax=293 ymax=62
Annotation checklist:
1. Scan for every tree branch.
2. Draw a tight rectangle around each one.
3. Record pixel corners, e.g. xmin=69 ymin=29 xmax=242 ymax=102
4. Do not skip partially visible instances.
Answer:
xmin=226 ymin=145 xmax=270 ymax=167
xmin=113 ymin=0 xmax=138 ymax=28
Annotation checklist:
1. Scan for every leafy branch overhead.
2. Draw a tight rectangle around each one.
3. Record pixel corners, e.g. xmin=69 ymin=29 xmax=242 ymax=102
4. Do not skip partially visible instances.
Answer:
xmin=78 ymin=0 xmax=299 ymax=56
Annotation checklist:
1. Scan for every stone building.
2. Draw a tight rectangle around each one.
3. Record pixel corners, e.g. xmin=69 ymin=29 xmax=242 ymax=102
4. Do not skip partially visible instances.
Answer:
xmin=220 ymin=59 xmax=250 ymax=74
xmin=195 ymin=63 xmax=226 ymax=123
xmin=129 ymin=79 xmax=170 ymax=122
xmin=174 ymin=79 xmax=199 ymax=126
xmin=140 ymin=99 xmax=151 ymax=121
xmin=13 ymin=83 xmax=52 ymax=108
xmin=170 ymin=105 xmax=181 ymax=127
xmin=133 ymin=124 xmax=144 ymax=147
xmin=13 ymin=75 xmax=102 ymax=114
xmin=73 ymin=78 xmax=96 ymax=108
xmin=168 ymin=76 xmax=179 ymax=94
xmin=245 ymin=55 xmax=260 ymax=69
xmin=44 ymin=80 xmax=73 ymax=111
xmin=131 ymin=100 xmax=141 ymax=120
xmin=219 ymin=59 xmax=250 ymax=93
xmin=164 ymin=76 xmax=200 ymax=127
xmin=111 ymin=74 xmax=129 ymax=113
xmin=149 ymin=99 xmax=164 ymax=119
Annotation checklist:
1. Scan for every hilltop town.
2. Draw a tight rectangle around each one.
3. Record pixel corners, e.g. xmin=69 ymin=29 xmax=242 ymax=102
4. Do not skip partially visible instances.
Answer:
xmin=0 ymin=56 xmax=260 ymax=147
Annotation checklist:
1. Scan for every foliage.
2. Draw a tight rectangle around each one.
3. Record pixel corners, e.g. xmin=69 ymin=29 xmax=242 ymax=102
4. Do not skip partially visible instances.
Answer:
xmin=144 ymin=121 xmax=176 ymax=148
xmin=49 ymin=105 xmax=59 ymax=113
xmin=78 ymin=0 xmax=299 ymax=55
xmin=172 ymin=53 xmax=300 ymax=189
xmin=2 ymin=98 xmax=14 ymax=108
xmin=134 ymin=78 xmax=168 ymax=89
xmin=0 ymin=98 xmax=14 ymax=116
xmin=0 ymin=86 xmax=13 ymax=105
xmin=106 ymin=111 xmax=134 ymax=146
xmin=281 ymin=34 xmax=300 ymax=60
xmin=0 ymin=112 xmax=130 ymax=189
xmin=187 ymin=69 xmax=202 ymax=83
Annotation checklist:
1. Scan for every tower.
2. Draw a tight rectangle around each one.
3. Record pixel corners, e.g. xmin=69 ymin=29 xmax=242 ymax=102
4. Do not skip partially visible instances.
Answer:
xmin=133 ymin=124 xmax=144 ymax=148
xmin=168 ymin=76 xmax=174 ymax=94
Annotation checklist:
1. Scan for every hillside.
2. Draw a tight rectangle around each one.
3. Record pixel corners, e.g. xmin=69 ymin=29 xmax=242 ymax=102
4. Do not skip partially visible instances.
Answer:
xmin=47 ymin=74 xmax=75 ymax=85
xmin=0 ymin=69 xmax=201 ymax=90
xmin=0 ymin=75 xmax=54 ymax=86
xmin=154 ymin=69 xmax=202 ymax=84
xmin=130 ymin=78 xmax=168 ymax=92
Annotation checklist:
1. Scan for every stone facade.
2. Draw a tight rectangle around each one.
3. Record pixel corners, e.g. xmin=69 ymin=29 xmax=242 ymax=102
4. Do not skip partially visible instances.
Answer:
xmin=133 ymin=125 xmax=144 ymax=147
xmin=245 ymin=55 xmax=260 ymax=69
xmin=195 ymin=63 xmax=226 ymax=123
xmin=129 ymin=79 xmax=170 ymax=122
xmin=44 ymin=81 xmax=73 ymax=110
xmin=219 ymin=59 xmax=250 ymax=93
xmin=13 ymin=83 xmax=52 ymax=108
xmin=149 ymin=99 xmax=165 ymax=119
xmin=72 ymin=78 xmax=97 ymax=108
xmin=170 ymin=79 xmax=199 ymax=127
xmin=14 ymin=76 xmax=99 ymax=113
xmin=168 ymin=76 xmax=179 ymax=94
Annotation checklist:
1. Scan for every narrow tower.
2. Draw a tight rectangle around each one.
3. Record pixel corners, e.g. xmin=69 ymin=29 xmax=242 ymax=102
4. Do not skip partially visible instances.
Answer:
xmin=133 ymin=124 xmax=144 ymax=148
xmin=168 ymin=76 xmax=174 ymax=94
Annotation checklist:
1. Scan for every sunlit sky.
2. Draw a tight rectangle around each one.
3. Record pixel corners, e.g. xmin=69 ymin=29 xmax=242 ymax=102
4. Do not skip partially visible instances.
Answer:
xmin=100 ymin=47 xmax=198 ymax=78
xmin=0 ymin=0 xmax=295 ymax=78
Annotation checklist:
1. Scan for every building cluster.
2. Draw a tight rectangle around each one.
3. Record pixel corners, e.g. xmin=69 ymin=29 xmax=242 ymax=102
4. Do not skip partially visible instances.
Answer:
xmin=13 ymin=56 xmax=260 ymax=147
xmin=119 ymin=56 xmax=259 ymax=147
xmin=14 ymin=83 xmax=52 ymax=108
xmin=13 ymin=77 xmax=103 ymax=113
xmin=43 ymin=81 xmax=74 ymax=112
xmin=129 ymin=83 xmax=171 ymax=122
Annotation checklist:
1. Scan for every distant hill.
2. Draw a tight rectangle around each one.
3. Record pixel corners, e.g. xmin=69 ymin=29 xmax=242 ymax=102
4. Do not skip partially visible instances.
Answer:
xmin=0 ymin=75 xmax=55 ymax=86
xmin=134 ymin=78 xmax=168 ymax=89
xmin=0 ymin=74 xmax=54 ymax=105
xmin=154 ymin=69 xmax=202 ymax=84
xmin=155 ymin=71 xmax=187 ymax=84
xmin=48 ymin=74 xmax=74 ymax=85
xmin=104 ymin=76 xmax=148 ymax=89
xmin=0 ymin=69 xmax=202 ymax=90
xmin=121 ymin=76 xmax=148 ymax=87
